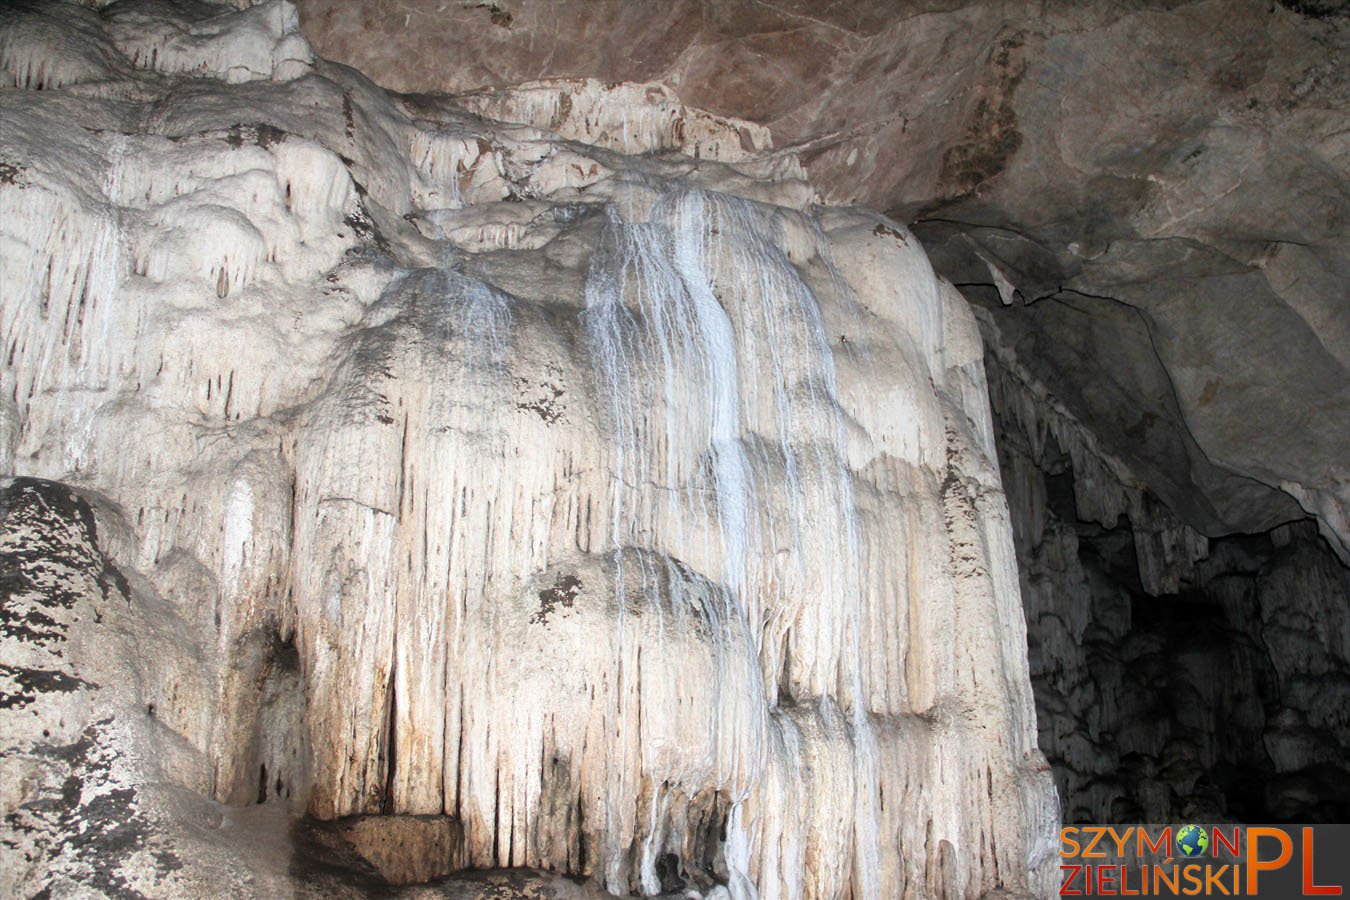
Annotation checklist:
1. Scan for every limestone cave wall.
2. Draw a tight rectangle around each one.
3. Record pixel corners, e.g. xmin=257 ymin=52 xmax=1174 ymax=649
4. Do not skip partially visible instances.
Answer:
xmin=983 ymin=315 xmax=1350 ymax=824
xmin=1 ymin=0 xmax=1347 ymax=897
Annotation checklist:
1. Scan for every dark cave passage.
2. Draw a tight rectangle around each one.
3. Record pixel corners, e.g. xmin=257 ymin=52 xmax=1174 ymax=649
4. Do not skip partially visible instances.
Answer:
xmin=987 ymin=360 xmax=1350 ymax=823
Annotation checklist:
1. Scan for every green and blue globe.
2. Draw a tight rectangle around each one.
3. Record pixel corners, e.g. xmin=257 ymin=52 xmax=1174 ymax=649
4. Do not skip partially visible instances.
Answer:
xmin=1176 ymin=825 xmax=1209 ymax=857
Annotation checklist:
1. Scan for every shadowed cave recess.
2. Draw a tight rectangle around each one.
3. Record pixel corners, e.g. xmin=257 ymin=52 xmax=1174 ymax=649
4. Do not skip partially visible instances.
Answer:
xmin=0 ymin=0 xmax=1346 ymax=897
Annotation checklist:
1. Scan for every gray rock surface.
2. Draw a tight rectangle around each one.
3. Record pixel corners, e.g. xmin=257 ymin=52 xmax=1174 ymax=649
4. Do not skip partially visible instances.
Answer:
xmin=0 ymin=476 xmax=300 ymax=898
xmin=991 ymin=359 xmax=1350 ymax=823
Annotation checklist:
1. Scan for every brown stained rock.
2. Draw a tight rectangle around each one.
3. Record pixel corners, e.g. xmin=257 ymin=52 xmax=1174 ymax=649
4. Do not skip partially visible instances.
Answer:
xmin=294 ymin=0 xmax=1002 ymax=210
xmin=432 ymin=868 xmax=616 ymax=898
xmin=339 ymin=815 xmax=462 ymax=884
xmin=936 ymin=31 xmax=1025 ymax=202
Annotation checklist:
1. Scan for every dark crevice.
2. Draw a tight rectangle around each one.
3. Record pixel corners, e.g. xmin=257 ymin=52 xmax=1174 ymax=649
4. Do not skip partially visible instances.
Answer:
xmin=992 ymin=378 xmax=1350 ymax=821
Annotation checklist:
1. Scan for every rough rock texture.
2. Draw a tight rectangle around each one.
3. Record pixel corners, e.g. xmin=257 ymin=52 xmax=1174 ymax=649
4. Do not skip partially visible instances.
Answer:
xmin=989 ymin=354 xmax=1350 ymax=823
xmin=297 ymin=0 xmax=1350 ymax=571
xmin=0 ymin=477 xmax=300 ymax=898
xmin=1 ymin=1 xmax=1057 ymax=896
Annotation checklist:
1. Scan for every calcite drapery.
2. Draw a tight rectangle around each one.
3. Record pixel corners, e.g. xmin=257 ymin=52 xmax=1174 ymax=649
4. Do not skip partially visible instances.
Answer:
xmin=1 ymin=1 xmax=1057 ymax=895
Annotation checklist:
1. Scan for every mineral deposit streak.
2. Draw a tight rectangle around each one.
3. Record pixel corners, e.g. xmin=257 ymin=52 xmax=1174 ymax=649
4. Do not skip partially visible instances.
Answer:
xmin=583 ymin=189 xmax=883 ymax=897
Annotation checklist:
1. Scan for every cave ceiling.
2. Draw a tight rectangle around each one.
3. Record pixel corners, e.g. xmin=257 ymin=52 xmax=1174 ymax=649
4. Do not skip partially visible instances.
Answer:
xmin=299 ymin=0 xmax=1350 ymax=559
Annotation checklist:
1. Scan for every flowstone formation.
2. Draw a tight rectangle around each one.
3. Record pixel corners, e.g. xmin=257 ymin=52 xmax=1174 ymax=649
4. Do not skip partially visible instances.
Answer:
xmin=299 ymin=0 xmax=1350 ymax=572
xmin=1 ymin=1 xmax=1057 ymax=897
xmin=288 ymin=0 xmax=1350 ymax=832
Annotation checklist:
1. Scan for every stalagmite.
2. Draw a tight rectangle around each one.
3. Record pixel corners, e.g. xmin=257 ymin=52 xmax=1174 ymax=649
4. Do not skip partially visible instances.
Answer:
xmin=0 ymin=1 xmax=1058 ymax=896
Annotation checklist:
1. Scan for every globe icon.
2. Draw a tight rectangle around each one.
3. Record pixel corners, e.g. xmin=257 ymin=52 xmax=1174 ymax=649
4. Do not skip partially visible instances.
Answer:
xmin=1176 ymin=825 xmax=1209 ymax=857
